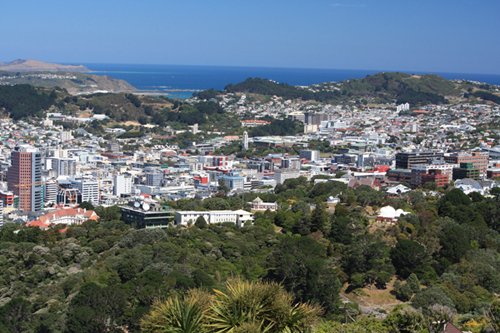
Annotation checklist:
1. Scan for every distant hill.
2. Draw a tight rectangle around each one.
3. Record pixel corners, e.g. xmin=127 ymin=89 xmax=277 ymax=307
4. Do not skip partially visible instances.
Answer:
xmin=0 ymin=70 xmax=135 ymax=94
xmin=222 ymin=73 xmax=462 ymax=105
xmin=0 ymin=59 xmax=89 ymax=72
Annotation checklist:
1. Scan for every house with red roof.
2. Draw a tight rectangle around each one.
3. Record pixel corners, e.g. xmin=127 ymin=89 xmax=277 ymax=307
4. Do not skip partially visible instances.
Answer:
xmin=26 ymin=208 xmax=99 ymax=229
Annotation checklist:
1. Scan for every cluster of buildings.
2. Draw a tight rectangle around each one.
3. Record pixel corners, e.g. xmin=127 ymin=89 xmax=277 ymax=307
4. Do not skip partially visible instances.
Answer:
xmin=1 ymin=80 xmax=500 ymax=230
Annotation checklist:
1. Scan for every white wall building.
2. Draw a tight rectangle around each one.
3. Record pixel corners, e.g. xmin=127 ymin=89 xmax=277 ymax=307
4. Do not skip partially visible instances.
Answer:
xmin=71 ymin=179 xmax=99 ymax=205
xmin=274 ymin=169 xmax=300 ymax=185
xmin=114 ymin=175 xmax=132 ymax=197
xmin=60 ymin=131 xmax=73 ymax=142
xmin=242 ymin=131 xmax=249 ymax=150
xmin=175 ymin=210 xmax=253 ymax=227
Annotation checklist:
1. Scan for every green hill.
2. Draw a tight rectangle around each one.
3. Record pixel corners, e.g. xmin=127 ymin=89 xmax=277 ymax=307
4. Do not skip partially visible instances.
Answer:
xmin=219 ymin=72 xmax=474 ymax=105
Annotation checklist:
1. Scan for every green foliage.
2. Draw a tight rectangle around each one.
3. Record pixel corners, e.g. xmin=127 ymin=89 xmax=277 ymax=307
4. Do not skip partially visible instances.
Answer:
xmin=407 ymin=274 xmax=421 ymax=293
xmin=225 ymin=78 xmax=317 ymax=100
xmin=117 ymin=131 xmax=145 ymax=138
xmin=471 ymin=90 xmax=500 ymax=104
xmin=249 ymin=118 xmax=304 ymax=136
xmin=411 ymin=287 xmax=455 ymax=313
xmin=0 ymin=298 xmax=33 ymax=332
xmin=141 ymin=278 xmax=322 ymax=333
xmin=383 ymin=305 xmax=428 ymax=333
xmin=193 ymin=88 xmax=222 ymax=100
xmin=4 ymin=172 xmax=500 ymax=331
xmin=0 ymin=84 xmax=57 ymax=120
xmin=439 ymin=225 xmax=471 ymax=263
xmin=78 ymin=201 xmax=95 ymax=210
xmin=390 ymin=239 xmax=428 ymax=279
xmin=266 ymin=236 xmax=342 ymax=314
xmin=195 ymin=216 xmax=208 ymax=229
xmin=310 ymin=201 xmax=328 ymax=232
xmin=397 ymin=88 xmax=448 ymax=106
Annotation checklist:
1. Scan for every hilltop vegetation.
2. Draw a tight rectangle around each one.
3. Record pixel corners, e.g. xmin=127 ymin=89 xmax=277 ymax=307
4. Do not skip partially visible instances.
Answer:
xmin=2 ymin=181 xmax=500 ymax=331
xmin=216 ymin=72 xmax=499 ymax=106
xmin=0 ymin=85 xmax=57 ymax=120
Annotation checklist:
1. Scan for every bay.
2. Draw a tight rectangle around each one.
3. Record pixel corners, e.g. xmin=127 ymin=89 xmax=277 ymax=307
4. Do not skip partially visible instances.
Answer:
xmin=81 ymin=63 xmax=500 ymax=99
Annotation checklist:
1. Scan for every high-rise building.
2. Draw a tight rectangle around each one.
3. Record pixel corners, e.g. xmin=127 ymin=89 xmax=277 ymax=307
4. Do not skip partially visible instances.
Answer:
xmin=299 ymin=150 xmax=319 ymax=162
xmin=71 ymin=179 xmax=99 ymax=205
xmin=395 ymin=151 xmax=444 ymax=170
xmin=7 ymin=146 xmax=42 ymax=212
xmin=242 ymin=131 xmax=249 ymax=150
xmin=60 ymin=131 xmax=73 ymax=142
xmin=44 ymin=181 xmax=58 ymax=204
xmin=281 ymin=158 xmax=301 ymax=170
xmin=51 ymin=158 xmax=76 ymax=177
xmin=0 ymin=200 xmax=3 ymax=227
xmin=445 ymin=152 xmax=488 ymax=178
xmin=304 ymin=112 xmax=329 ymax=125
xmin=410 ymin=162 xmax=454 ymax=188
xmin=146 ymin=171 xmax=163 ymax=187
xmin=114 ymin=175 xmax=132 ymax=196
xmin=107 ymin=142 xmax=121 ymax=153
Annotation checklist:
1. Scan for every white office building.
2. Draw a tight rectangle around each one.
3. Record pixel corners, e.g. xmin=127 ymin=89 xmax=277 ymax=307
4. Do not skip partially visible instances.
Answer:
xmin=242 ymin=131 xmax=249 ymax=150
xmin=175 ymin=210 xmax=254 ymax=227
xmin=274 ymin=169 xmax=300 ymax=185
xmin=114 ymin=175 xmax=132 ymax=197
xmin=51 ymin=158 xmax=76 ymax=177
xmin=44 ymin=181 xmax=58 ymax=204
xmin=60 ymin=131 xmax=73 ymax=142
xmin=71 ymin=179 xmax=99 ymax=205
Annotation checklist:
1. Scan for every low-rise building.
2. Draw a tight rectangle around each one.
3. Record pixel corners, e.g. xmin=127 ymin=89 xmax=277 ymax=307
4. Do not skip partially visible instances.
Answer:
xmin=376 ymin=206 xmax=410 ymax=224
xmin=250 ymin=197 xmax=278 ymax=211
xmin=120 ymin=201 xmax=174 ymax=229
xmin=175 ymin=210 xmax=253 ymax=227
xmin=26 ymin=207 xmax=99 ymax=229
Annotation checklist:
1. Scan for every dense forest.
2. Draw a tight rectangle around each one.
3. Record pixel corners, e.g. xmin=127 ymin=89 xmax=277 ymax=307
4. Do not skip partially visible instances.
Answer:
xmin=225 ymin=78 xmax=321 ymax=101
xmin=0 ymin=84 xmax=57 ymax=120
xmin=2 ymin=179 xmax=500 ymax=332
xmin=469 ymin=90 xmax=500 ymax=104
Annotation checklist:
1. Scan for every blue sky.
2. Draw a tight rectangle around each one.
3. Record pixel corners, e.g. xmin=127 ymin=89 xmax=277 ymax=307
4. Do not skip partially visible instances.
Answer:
xmin=1 ymin=0 xmax=499 ymax=74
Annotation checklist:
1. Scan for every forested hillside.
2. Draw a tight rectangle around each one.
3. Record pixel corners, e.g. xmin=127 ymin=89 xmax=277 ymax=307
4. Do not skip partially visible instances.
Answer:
xmin=2 ymin=180 xmax=500 ymax=332
xmin=218 ymin=72 xmax=500 ymax=106
xmin=0 ymin=85 xmax=57 ymax=120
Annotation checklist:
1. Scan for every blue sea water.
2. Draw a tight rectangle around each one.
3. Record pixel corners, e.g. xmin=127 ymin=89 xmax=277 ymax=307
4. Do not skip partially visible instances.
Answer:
xmin=81 ymin=63 xmax=500 ymax=99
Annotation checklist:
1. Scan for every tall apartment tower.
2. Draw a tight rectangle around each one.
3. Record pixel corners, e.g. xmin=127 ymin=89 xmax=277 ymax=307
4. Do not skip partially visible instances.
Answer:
xmin=7 ymin=146 xmax=42 ymax=212
xmin=242 ymin=131 xmax=249 ymax=150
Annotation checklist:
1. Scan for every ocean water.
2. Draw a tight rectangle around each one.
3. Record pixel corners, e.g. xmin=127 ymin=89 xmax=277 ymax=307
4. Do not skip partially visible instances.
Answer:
xmin=81 ymin=63 xmax=500 ymax=99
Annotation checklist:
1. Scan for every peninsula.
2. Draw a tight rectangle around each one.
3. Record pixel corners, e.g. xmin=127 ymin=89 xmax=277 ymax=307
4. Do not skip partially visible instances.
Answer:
xmin=0 ymin=59 xmax=89 ymax=72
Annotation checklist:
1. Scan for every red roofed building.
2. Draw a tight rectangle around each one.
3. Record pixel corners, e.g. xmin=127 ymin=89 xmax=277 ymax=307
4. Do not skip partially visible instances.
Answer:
xmin=348 ymin=178 xmax=382 ymax=191
xmin=240 ymin=120 xmax=271 ymax=127
xmin=193 ymin=175 xmax=209 ymax=185
xmin=26 ymin=208 xmax=99 ymax=229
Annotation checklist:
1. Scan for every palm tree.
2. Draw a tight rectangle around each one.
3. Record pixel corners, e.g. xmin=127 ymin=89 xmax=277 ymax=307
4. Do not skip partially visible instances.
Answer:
xmin=141 ymin=278 xmax=322 ymax=333
xmin=140 ymin=289 xmax=212 ymax=333
xmin=207 ymin=277 xmax=322 ymax=333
